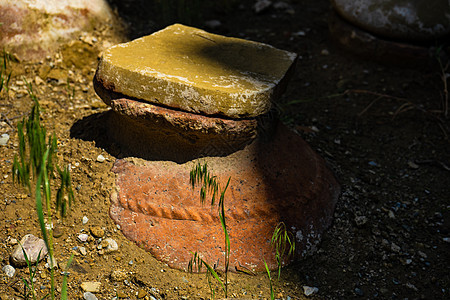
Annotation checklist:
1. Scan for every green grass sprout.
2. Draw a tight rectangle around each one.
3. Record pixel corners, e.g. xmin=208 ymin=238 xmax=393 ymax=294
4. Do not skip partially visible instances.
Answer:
xmin=271 ymin=222 xmax=296 ymax=280
xmin=12 ymin=81 xmax=74 ymax=300
xmin=188 ymin=162 xmax=231 ymax=299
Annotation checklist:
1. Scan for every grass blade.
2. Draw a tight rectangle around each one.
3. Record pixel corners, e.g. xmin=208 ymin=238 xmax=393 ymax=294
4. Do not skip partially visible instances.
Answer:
xmin=61 ymin=254 xmax=74 ymax=300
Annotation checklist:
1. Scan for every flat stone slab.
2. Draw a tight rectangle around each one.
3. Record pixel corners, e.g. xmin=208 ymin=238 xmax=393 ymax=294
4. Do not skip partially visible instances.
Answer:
xmin=109 ymin=124 xmax=340 ymax=272
xmin=331 ymin=0 xmax=450 ymax=42
xmin=95 ymin=24 xmax=297 ymax=118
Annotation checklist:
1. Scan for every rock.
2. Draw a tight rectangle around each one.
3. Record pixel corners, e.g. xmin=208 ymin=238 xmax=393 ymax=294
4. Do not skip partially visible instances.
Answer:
xmin=109 ymin=123 xmax=340 ymax=272
xmin=303 ymin=286 xmax=318 ymax=296
xmin=354 ymin=215 xmax=368 ymax=227
xmin=254 ymin=0 xmax=272 ymax=14
xmin=77 ymin=233 xmax=89 ymax=243
xmin=81 ymin=281 xmax=101 ymax=293
xmin=2 ymin=265 xmax=15 ymax=277
xmin=328 ymin=9 xmax=434 ymax=66
xmin=0 ymin=133 xmax=10 ymax=146
xmin=83 ymin=292 xmax=98 ymax=300
xmin=95 ymin=24 xmax=297 ymax=119
xmin=82 ymin=216 xmax=89 ymax=224
xmin=354 ymin=287 xmax=364 ymax=296
xmin=100 ymin=238 xmax=118 ymax=253
xmin=52 ymin=226 xmax=64 ymax=238
xmin=79 ymin=246 xmax=87 ymax=256
xmin=0 ymin=0 xmax=123 ymax=61
xmin=331 ymin=0 xmax=450 ymax=42
xmin=96 ymin=154 xmax=105 ymax=163
xmin=90 ymin=226 xmax=105 ymax=238
xmin=116 ymin=291 xmax=128 ymax=298
xmin=10 ymin=234 xmax=48 ymax=267
xmin=111 ymin=270 xmax=127 ymax=281
xmin=137 ymin=289 xmax=147 ymax=299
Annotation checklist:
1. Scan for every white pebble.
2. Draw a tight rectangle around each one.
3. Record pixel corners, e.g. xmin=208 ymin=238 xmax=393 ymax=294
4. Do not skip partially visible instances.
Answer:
xmin=82 ymin=216 xmax=89 ymax=224
xmin=79 ymin=246 xmax=87 ymax=256
xmin=96 ymin=154 xmax=105 ymax=162
xmin=2 ymin=265 xmax=15 ymax=277
xmin=303 ymin=286 xmax=318 ymax=296
xmin=77 ymin=233 xmax=89 ymax=243
xmin=0 ymin=133 xmax=10 ymax=146
xmin=101 ymin=238 xmax=118 ymax=253
xmin=83 ymin=292 xmax=98 ymax=300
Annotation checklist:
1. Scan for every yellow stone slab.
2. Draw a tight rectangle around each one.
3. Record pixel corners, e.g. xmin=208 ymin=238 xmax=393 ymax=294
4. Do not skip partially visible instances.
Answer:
xmin=96 ymin=24 xmax=297 ymax=118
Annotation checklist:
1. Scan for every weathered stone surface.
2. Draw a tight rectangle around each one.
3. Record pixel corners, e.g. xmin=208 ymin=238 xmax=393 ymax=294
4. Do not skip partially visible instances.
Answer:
xmin=331 ymin=0 xmax=450 ymax=42
xmin=109 ymin=123 xmax=340 ymax=272
xmin=329 ymin=11 xmax=433 ymax=66
xmin=0 ymin=0 xmax=122 ymax=61
xmin=95 ymin=24 xmax=297 ymax=118
xmin=10 ymin=234 xmax=48 ymax=267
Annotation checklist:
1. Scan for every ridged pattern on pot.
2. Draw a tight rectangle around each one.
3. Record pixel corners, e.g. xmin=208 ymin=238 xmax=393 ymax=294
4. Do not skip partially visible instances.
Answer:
xmin=109 ymin=124 xmax=341 ymax=272
xmin=96 ymin=24 xmax=297 ymax=118
xmin=331 ymin=0 xmax=450 ymax=41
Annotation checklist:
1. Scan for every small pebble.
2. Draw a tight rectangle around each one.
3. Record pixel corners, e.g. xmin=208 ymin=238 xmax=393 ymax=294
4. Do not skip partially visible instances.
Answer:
xmin=388 ymin=210 xmax=395 ymax=219
xmin=81 ymin=281 xmax=101 ymax=293
xmin=408 ymin=161 xmax=419 ymax=169
xmin=82 ymin=216 xmax=89 ymax=224
xmin=101 ymin=238 xmax=119 ymax=253
xmin=96 ymin=154 xmax=105 ymax=162
xmin=116 ymin=291 xmax=128 ymax=298
xmin=137 ymin=289 xmax=147 ymax=299
xmin=354 ymin=287 xmax=364 ymax=296
xmin=321 ymin=49 xmax=330 ymax=55
xmin=303 ymin=286 xmax=318 ymax=296
xmin=0 ymin=133 xmax=10 ymax=146
xmin=10 ymin=234 xmax=48 ymax=267
xmin=77 ymin=233 xmax=89 ymax=243
xmin=90 ymin=226 xmax=105 ymax=238
xmin=254 ymin=0 xmax=272 ymax=13
xmin=2 ymin=265 xmax=15 ymax=277
xmin=391 ymin=243 xmax=401 ymax=253
xmin=83 ymin=292 xmax=98 ymax=300
xmin=111 ymin=270 xmax=127 ymax=281
xmin=355 ymin=215 xmax=368 ymax=227
xmin=79 ymin=246 xmax=87 ymax=256
xmin=53 ymin=227 xmax=64 ymax=238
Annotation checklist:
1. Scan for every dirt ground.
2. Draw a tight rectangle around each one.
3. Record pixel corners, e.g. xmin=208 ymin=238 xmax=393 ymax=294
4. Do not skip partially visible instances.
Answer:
xmin=1 ymin=0 xmax=449 ymax=299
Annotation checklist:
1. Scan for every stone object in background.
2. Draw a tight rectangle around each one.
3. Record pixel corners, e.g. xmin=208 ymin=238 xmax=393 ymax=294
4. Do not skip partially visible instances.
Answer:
xmin=0 ymin=0 xmax=123 ymax=61
xmin=109 ymin=123 xmax=340 ymax=272
xmin=95 ymin=24 xmax=297 ymax=118
xmin=331 ymin=0 xmax=450 ymax=42
xmin=10 ymin=234 xmax=48 ymax=267
xmin=328 ymin=10 xmax=434 ymax=66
